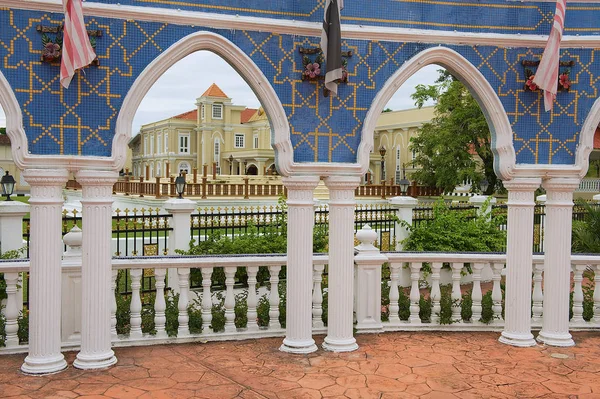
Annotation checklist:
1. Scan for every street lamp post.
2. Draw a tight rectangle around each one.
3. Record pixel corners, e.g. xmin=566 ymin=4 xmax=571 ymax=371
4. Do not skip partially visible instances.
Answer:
xmin=379 ymin=146 xmax=386 ymax=183
xmin=399 ymin=165 xmax=410 ymax=196
xmin=175 ymin=173 xmax=186 ymax=199
xmin=1 ymin=171 xmax=16 ymax=201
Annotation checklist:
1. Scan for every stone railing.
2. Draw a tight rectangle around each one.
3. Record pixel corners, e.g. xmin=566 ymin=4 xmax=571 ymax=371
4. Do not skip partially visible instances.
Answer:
xmin=577 ymin=178 xmax=600 ymax=193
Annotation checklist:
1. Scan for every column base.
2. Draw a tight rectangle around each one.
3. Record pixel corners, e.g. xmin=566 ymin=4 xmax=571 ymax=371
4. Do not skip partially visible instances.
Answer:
xmin=322 ymin=337 xmax=359 ymax=352
xmin=21 ymin=354 xmax=67 ymax=375
xmin=537 ymin=331 xmax=575 ymax=347
xmin=499 ymin=331 xmax=536 ymax=347
xmin=280 ymin=338 xmax=318 ymax=354
xmin=73 ymin=350 xmax=117 ymax=370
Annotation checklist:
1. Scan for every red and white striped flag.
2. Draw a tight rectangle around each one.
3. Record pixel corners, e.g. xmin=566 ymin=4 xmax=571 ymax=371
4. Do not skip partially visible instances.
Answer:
xmin=60 ymin=0 xmax=96 ymax=89
xmin=533 ymin=0 xmax=567 ymax=112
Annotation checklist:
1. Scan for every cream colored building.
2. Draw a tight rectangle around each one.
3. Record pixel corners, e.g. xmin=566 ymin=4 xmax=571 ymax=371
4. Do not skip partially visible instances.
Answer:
xmin=129 ymin=84 xmax=435 ymax=183
xmin=0 ymin=134 xmax=27 ymax=193
xmin=130 ymin=83 xmax=275 ymax=179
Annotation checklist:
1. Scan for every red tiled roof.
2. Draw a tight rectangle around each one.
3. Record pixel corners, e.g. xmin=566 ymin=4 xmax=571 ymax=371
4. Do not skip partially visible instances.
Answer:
xmin=201 ymin=83 xmax=228 ymax=98
xmin=594 ymin=128 xmax=600 ymax=149
xmin=241 ymin=108 xmax=258 ymax=124
xmin=172 ymin=109 xmax=197 ymax=121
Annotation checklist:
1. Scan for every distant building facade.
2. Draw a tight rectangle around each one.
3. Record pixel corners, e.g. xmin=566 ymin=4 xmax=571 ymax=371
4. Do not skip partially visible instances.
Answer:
xmin=129 ymin=84 xmax=435 ymax=183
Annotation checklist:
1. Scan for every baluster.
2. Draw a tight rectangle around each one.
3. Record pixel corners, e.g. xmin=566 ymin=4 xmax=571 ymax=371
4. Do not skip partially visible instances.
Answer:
xmin=110 ymin=269 xmax=118 ymax=338
xmin=451 ymin=262 xmax=463 ymax=322
xmin=201 ymin=268 xmax=213 ymax=333
xmin=177 ymin=268 xmax=190 ymax=337
xmin=3 ymin=273 xmax=20 ymax=347
xmin=492 ymin=263 xmax=504 ymax=322
xmin=388 ymin=263 xmax=401 ymax=323
xmin=224 ymin=266 xmax=237 ymax=332
xmin=532 ymin=263 xmax=544 ymax=322
xmin=471 ymin=263 xmax=484 ymax=323
xmin=269 ymin=265 xmax=281 ymax=329
xmin=154 ymin=269 xmax=167 ymax=338
xmin=594 ymin=264 xmax=600 ymax=324
xmin=129 ymin=269 xmax=143 ymax=338
xmin=409 ymin=262 xmax=421 ymax=324
xmin=312 ymin=264 xmax=325 ymax=329
xmin=430 ymin=262 xmax=442 ymax=324
xmin=247 ymin=266 xmax=259 ymax=331
xmin=572 ymin=265 xmax=586 ymax=324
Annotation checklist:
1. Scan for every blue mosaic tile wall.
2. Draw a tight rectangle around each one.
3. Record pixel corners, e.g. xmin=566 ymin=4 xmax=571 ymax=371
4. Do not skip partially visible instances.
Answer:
xmin=0 ymin=7 xmax=599 ymax=165
xmin=88 ymin=0 xmax=599 ymax=35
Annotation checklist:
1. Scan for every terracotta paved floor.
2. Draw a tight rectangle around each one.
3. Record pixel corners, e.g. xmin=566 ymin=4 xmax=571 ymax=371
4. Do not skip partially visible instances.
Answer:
xmin=2 ymin=332 xmax=600 ymax=399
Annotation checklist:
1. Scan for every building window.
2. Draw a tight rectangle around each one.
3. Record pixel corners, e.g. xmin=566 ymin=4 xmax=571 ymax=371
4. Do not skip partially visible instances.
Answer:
xmin=214 ymin=139 xmax=221 ymax=169
xmin=201 ymin=104 xmax=205 ymax=120
xmin=253 ymin=134 xmax=259 ymax=149
xmin=212 ymin=104 xmax=223 ymax=119
xmin=144 ymin=136 xmax=148 ymax=155
xmin=149 ymin=134 xmax=154 ymax=155
xmin=157 ymin=133 xmax=162 ymax=154
xmin=395 ymin=147 xmax=401 ymax=184
xmin=178 ymin=162 xmax=190 ymax=174
xmin=164 ymin=133 xmax=169 ymax=153
xmin=179 ymin=133 xmax=190 ymax=154
xmin=235 ymin=133 xmax=245 ymax=148
xmin=156 ymin=161 xmax=161 ymax=177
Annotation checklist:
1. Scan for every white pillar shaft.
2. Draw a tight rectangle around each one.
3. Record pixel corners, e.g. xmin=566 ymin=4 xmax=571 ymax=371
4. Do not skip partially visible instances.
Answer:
xmin=280 ymin=176 xmax=319 ymax=354
xmin=538 ymin=179 xmax=579 ymax=346
xmin=500 ymin=178 xmax=540 ymax=347
xmin=389 ymin=196 xmax=418 ymax=251
xmin=323 ymin=176 xmax=360 ymax=352
xmin=74 ymin=170 xmax=118 ymax=369
xmin=21 ymin=169 xmax=69 ymax=374
xmin=164 ymin=199 xmax=196 ymax=292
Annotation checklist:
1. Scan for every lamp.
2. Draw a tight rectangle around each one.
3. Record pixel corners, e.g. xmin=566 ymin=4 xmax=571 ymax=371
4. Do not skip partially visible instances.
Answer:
xmin=399 ymin=177 xmax=410 ymax=195
xmin=379 ymin=146 xmax=386 ymax=182
xmin=175 ymin=173 xmax=186 ymax=199
xmin=479 ymin=178 xmax=489 ymax=194
xmin=229 ymin=154 xmax=234 ymax=175
xmin=1 ymin=171 xmax=15 ymax=201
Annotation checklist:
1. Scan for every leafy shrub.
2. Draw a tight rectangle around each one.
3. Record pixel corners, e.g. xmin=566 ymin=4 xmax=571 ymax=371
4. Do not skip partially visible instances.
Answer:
xmin=480 ymin=291 xmax=494 ymax=324
xmin=572 ymin=202 xmax=600 ymax=253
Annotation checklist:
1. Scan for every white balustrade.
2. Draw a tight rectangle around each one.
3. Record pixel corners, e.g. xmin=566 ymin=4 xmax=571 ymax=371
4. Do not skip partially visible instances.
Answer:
xmin=154 ymin=269 xmax=167 ymax=338
xmin=201 ymin=267 xmax=213 ymax=333
xmin=312 ymin=264 xmax=325 ymax=329
xmin=430 ymin=262 xmax=442 ymax=324
xmin=571 ymin=265 xmax=586 ymax=325
xmin=532 ymin=263 xmax=544 ymax=322
xmin=409 ymin=262 xmax=421 ymax=324
xmin=492 ymin=263 xmax=504 ymax=323
xmin=129 ymin=269 xmax=143 ymax=339
xmin=224 ymin=266 xmax=237 ymax=333
xmin=177 ymin=268 xmax=191 ymax=337
xmin=594 ymin=264 xmax=600 ymax=324
xmin=110 ymin=270 xmax=118 ymax=338
xmin=388 ymin=263 xmax=401 ymax=323
xmin=247 ymin=266 xmax=259 ymax=331
xmin=3 ymin=272 xmax=20 ymax=347
xmin=471 ymin=263 xmax=484 ymax=323
xmin=451 ymin=262 xmax=463 ymax=322
xmin=269 ymin=265 xmax=281 ymax=329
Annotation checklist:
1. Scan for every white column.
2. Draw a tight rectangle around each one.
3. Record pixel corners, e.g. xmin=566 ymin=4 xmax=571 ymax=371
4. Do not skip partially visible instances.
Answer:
xmin=323 ymin=175 xmax=360 ymax=352
xmin=389 ymin=196 xmax=418 ymax=250
xmin=164 ymin=198 xmax=196 ymax=291
xmin=280 ymin=175 xmax=319 ymax=354
xmin=74 ymin=170 xmax=118 ymax=370
xmin=354 ymin=225 xmax=387 ymax=333
xmin=499 ymin=177 xmax=540 ymax=347
xmin=21 ymin=169 xmax=69 ymax=374
xmin=537 ymin=178 xmax=579 ymax=347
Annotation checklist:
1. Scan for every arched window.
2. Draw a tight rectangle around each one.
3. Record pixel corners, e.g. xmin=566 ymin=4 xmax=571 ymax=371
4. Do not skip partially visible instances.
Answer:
xmin=178 ymin=161 xmax=191 ymax=174
xmin=214 ymin=139 xmax=221 ymax=174
xmin=395 ymin=146 xmax=402 ymax=184
xmin=156 ymin=161 xmax=161 ymax=177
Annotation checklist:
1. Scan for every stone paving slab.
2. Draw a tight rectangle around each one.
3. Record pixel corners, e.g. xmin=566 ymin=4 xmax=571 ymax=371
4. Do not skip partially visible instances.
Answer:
xmin=1 ymin=332 xmax=600 ymax=398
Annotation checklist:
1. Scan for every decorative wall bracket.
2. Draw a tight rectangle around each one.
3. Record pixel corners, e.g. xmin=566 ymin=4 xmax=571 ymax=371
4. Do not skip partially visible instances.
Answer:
xmin=299 ymin=47 xmax=352 ymax=97
xmin=37 ymin=24 xmax=101 ymax=66
xmin=522 ymin=59 xmax=574 ymax=92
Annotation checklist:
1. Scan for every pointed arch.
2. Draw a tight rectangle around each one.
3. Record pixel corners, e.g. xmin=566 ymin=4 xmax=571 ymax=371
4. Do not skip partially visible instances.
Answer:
xmin=359 ymin=46 xmax=516 ymax=180
xmin=114 ymin=31 xmax=293 ymax=175
xmin=0 ymin=72 xmax=28 ymax=170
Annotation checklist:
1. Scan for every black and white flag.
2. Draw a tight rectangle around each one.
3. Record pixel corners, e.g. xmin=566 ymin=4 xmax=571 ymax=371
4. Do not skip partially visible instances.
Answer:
xmin=321 ymin=0 xmax=344 ymax=96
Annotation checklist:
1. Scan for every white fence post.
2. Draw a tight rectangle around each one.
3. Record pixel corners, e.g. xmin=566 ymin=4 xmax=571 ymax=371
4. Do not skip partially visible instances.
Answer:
xmin=61 ymin=226 xmax=83 ymax=344
xmin=354 ymin=225 xmax=387 ymax=333
xmin=389 ymin=196 xmax=418 ymax=250
xmin=164 ymin=198 xmax=196 ymax=292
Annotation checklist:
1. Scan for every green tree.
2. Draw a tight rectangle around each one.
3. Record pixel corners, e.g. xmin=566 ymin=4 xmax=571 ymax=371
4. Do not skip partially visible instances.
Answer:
xmin=572 ymin=201 xmax=600 ymax=253
xmin=0 ymin=127 xmax=6 ymax=135
xmin=409 ymin=70 xmax=497 ymax=194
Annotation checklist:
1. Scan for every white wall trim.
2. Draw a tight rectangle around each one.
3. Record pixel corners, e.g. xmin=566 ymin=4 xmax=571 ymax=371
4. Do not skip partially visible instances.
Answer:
xmin=114 ymin=31 xmax=296 ymax=176
xmin=360 ymin=46 xmax=517 ymax=180
xmin=5 ymin=0 xmax=600 ymax=48
xmin=575 ymin=97 xmax=600 ymax=178
xmin=0 ymin=71 xmax=28 ymax=171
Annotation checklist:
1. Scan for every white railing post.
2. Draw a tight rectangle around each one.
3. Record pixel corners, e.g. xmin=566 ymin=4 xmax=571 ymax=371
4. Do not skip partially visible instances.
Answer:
xmin=354 ymin=225 xmax=387 ymax=333
xmin=154 ymin=268 xmax=167 ymax=338
xmin=312 ymin=264 xmax=325 ymax=329
xmin=224 ymin=266 xmax=236 ymax=333
xmin=389 ymin=196 xmax=418 ymax=250
xmin=532 ymin=263 xmax=544 ymax=323
xmin=571 ymin=265 xmax=586 ymax=325
xmin=323 ymin=175 xmax=360 ymax=352
xmin=201 ymin=268 xmax=213 ymax=333
xmin=430 ymin=262 xmax=443 ymax=324
xmin=492 ymin=263 xmax=504 ymax=323
xmin=280 ymin=175 xmax=319 ymax=353
xmin=21 ymin=169 xmax=68 ymax=374
xmin=3 ymin=272 xmax=20 ymax=347
xmin=451 ymin=262 xmax=463 ymax=322
xmin=247 ymin=266 xmax=259 ymax=332
xmin=129 ymin=269 xmax=143 ymax=339
xmin=469 ymin=195 xmax=496 ymax=220
xmin=500 ymin=178 xmax=540 ymax=347
xmin=268 ymin=265 xmax=281 ymax=329
xmin=61 ymin=226 xmax=83 ymax=344
xmin=177 ymin=268 xmax=191 ymax=337
xmin=537 ymin=178 xmax=579 ymax=347
xmin=164 ymin=199 xmax=196 ymax=291
xmin=471 ymin=263 xmax=484 ymax=323
xmin=388 ymin=263 xmax=401 ymax=324
xmin=536 ymin=194 xmax=546 ymax=252
xmin=110 ymin=269 xmax=118 ymax=339
xmin=594 ymin=264 xmax=600 ymax=324
xmin=409 ymin=262 xmax=422 ymax=324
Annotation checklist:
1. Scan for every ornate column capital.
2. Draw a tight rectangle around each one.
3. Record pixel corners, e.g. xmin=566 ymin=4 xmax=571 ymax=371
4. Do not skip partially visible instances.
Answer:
xmin=542 ymin=177 xmax=581 ymax=194
xmin=324 ymin=176 xmax=361 ymax=203
xmin=504 ymin=177 xmax=541 ymax=207
xmin=76 ymin=170 xmax=118 ymax=202
xmin=503 ymin=177 xmax=541 ymax=192
xmin=283 ymin=176 xmax=319 ymax=204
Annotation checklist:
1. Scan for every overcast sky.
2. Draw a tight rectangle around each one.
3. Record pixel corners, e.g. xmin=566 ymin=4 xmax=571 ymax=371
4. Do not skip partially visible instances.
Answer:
xmin=0 ymin=51 xmax=439 ymax=132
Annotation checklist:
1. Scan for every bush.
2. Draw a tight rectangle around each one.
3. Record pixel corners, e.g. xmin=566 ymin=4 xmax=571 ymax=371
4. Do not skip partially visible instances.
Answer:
xmin=572 ymin=201 xmax=600 ymax=253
